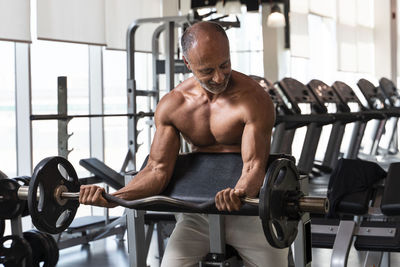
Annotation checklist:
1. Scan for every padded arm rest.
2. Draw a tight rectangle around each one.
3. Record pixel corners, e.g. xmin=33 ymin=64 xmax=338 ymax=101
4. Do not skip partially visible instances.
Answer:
xmin=134 ymin=153 xmax=294 ymax=216
xmin=79 ymin=158 xmax=124 ymax=190
xmin=382 ymin=163 xmax=400 ymax=216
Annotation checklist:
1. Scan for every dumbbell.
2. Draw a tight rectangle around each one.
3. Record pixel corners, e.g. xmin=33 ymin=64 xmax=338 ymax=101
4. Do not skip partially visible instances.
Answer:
xmin=0 ymin=156 xmax=328 ymax=248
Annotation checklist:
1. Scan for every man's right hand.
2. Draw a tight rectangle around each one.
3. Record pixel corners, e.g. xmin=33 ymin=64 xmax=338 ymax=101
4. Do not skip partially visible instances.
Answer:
xmin=79 ymin=185 xmax=117 ymax=208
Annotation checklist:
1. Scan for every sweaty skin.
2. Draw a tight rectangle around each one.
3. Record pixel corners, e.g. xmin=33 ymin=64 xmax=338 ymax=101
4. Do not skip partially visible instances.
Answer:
xmin=79 ymin=22 xmax=275 ymax=212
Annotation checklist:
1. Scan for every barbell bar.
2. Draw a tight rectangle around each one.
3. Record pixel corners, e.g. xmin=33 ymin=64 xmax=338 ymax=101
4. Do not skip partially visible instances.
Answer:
xmin=1 ymin=156 xmax=328 ymax=248
xmin=30 ymin=111 xmax=154 ymax=121
xmin=16 ymin=186 xmax=328 ymax=214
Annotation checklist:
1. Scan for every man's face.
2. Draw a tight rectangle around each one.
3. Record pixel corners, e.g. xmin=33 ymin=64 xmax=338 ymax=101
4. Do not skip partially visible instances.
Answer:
xmin=184 ymin=34 xmax=232 ymax=95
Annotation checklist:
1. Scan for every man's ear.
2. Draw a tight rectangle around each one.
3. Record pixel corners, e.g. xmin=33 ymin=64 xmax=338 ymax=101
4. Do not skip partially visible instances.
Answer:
xmin=182 ymin=56 xmax=191 ymax=71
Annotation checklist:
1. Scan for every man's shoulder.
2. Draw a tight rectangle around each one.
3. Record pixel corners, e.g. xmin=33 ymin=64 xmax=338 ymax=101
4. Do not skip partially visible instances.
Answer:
xmin=231 ymin=71 xmax=270 ymax=101
xmin=156 ymin=78 xmax=196 ymax=115
xmin=229 ymin=71 xmax=274 ymax=121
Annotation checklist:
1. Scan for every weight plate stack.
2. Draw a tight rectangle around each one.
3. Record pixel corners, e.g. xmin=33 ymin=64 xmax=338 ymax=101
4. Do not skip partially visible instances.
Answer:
xmin=0 ymin=179 xmax=26 ymax=219
xmin=23 ymin=230 xmax=58 ymax=267
xmin=0 ymin=235 xmax=33 ymax=267
xmin=39 ymin=231 xmax=59 ymax=266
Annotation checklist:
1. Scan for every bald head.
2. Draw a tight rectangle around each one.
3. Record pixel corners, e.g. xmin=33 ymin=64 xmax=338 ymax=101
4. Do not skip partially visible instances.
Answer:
xmin=181 ymin=21 xmax=229 ymax=60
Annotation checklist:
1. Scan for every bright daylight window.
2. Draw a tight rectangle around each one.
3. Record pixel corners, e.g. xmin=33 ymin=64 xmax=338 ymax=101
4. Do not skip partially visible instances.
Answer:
xmin=0 ymin=41 xmax=17 ymax=177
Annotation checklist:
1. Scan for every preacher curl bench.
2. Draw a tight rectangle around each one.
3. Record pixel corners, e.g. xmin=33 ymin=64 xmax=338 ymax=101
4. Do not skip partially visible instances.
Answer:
xmin=0 ymin=153 xmax=328 ymax=267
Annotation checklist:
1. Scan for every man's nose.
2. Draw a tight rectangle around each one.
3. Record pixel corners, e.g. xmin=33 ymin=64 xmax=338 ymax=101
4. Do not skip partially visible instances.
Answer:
xmin=212 ymin=70 xmax=225 ymax=84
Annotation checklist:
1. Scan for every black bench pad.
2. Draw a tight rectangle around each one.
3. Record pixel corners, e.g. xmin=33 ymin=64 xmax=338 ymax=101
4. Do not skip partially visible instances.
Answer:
xmin=79 ymin=158 xmax=124 ymax=190
xmin=381 ymin=162 xmax=400 ymax=216
xmin=327 ymin=158 xmax=385 ymax=217
xmin=137 ymin=153 xmax=295 ymax=215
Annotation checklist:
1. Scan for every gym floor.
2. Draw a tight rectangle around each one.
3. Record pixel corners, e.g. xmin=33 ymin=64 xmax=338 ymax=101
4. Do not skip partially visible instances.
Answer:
xmin=56 ymin=234 xmax=400 ymax=267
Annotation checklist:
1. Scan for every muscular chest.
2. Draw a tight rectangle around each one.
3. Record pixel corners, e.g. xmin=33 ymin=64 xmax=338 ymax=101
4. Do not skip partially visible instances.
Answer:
xmin=174 ymin=102 xmax=244 ymax=146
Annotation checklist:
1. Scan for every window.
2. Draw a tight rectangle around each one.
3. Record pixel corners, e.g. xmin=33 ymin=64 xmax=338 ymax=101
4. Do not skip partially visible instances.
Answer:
xmin=31 ymin=40 xmax=90 ymax=176
xmin=227 ymin=12 xmax=264 ymax=76
xmin=0 ymin=41 xmax=16 ymax=177
xmin=103 ymin=49 xmax=128 ymax=171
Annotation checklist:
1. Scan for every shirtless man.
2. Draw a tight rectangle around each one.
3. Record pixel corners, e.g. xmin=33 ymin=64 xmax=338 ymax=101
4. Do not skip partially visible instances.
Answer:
xmin=79 ymin=21 xmax=288 ymax=266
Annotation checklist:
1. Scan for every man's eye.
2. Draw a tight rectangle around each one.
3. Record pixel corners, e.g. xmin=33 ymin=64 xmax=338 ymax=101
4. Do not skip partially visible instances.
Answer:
xmin=202 ymin=69 xmax=213 ymax=74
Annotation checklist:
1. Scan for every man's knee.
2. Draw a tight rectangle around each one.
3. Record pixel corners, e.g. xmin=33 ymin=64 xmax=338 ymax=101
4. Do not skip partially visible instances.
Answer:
xmin=161 ymin=213 xmax=209 ymax=266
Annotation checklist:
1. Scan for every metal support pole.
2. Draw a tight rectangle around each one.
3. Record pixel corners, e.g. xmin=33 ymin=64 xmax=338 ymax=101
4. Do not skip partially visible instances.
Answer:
xmin=165 ymin=21 xmax=175 ymax=91
xmin=293 ymin=217 xmax=312 ymax=267
xmin=284 ymin=0 xmax=290 ymax=49
xmin=271 ymin=123 xmax=295 ymax=154
xmin=208 ymin=215 xmax=226 ymax=255
xmin=390 ymin=0 xmax=397 ymax=86
xmin=10 ymin=216 xmax=23 ymax=237
xmin=331 ymin=220 xmax=356 ymax=267
xmin=297 ymin=123 xmax=322 ymax=174
xmin=57 ymin=77 xmax=70 ymax=159
xmin=15 ymin=43 xmax=32 ymax=175
xmin=88 ymin=45 xmax=105 ymax=161
xmin=370 ymin=120 xmax=387 ymax=155
xmin=322 ymin=122 xmax=345 ymax=170
xmin=346 ymin=121 xmax=366 ymax=159
xmin=125 ymin=175 xmax=146 ymax=267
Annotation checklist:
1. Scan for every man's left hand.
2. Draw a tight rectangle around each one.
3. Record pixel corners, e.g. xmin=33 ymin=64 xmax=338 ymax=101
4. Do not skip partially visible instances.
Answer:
xmin=215 ymin=188 xmax=245 ymax=211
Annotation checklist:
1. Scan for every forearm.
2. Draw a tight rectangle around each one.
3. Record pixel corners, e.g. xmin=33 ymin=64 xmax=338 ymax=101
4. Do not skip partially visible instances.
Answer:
xmin=235 ymin=162 xmax=266 ymax=197
xmin=111 ymin=168 xmax=169 ymax=200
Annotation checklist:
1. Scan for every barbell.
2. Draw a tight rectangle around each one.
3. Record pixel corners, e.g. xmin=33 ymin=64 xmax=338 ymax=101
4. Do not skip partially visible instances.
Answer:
xmin=29 ymin=111 xmax=154 ymax=121
xmin=0 ymin=156 xmax=328 ymax=249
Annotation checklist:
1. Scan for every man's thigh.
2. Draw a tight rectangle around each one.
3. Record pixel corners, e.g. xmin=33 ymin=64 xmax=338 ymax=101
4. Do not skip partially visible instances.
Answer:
xmin=225 ymin=215 xmax=288 ymax=267
xmin=161 ymin=213 xmax=210 ymax=267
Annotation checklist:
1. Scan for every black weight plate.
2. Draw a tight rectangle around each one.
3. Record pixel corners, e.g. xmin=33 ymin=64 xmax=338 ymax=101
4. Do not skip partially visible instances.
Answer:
xmin=0 ymin=235 xmax=33 ymax=267
xmin=12 ymin=176 xmax=30 ymax=186
xmin=0 ymin=219 xmax=4 ymax=238
xmin=37 ymin=231 xmax=52 ymax=267
xmin=39 ymin=231 xmax=59 ymax=267
xmin=28 ymin=156 xmax=80 ymax=234
xmin=0 ymin=179 xmax=25 ymax=219
xmin=0 ymin=170 xmax=7 ymax=179
xmin=23 ymin=230 xmax=46 ymax=267
xmin=259 ymin=158 xmax=300 ymax=249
